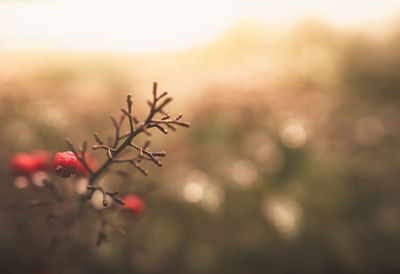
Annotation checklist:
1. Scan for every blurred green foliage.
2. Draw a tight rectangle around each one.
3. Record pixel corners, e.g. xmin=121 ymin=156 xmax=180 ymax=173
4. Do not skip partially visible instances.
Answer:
xmin=0 ymin=22 xmax=400 ymax=274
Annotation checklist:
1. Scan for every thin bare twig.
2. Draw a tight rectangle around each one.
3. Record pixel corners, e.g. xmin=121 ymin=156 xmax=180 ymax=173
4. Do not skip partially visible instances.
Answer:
xmin=66 ymin=82 xmax=190 ymax=206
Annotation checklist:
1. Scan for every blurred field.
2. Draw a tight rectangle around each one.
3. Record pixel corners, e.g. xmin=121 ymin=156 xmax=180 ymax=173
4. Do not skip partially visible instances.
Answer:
xmin=1 ymin=21 xmax=400 ymax=274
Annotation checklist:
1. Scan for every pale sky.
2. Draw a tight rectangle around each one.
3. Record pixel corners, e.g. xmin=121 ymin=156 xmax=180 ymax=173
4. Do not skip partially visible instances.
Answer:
xmin=0 ymin=0 xmax=399 ymax=52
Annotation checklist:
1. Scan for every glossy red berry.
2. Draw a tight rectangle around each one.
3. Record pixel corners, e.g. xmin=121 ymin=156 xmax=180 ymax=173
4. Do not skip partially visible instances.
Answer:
xmin=52 ymin=151 xmax=79 ymax=178
xmin=10 ymin=153 xmax=37 ymax=176
xmin=120 ymin=195 xmax=145 ymax=215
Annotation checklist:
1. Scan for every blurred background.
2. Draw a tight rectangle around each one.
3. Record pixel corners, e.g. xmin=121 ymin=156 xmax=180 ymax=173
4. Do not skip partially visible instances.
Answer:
xmin=1 ymin=0 xmax=400 ymax=273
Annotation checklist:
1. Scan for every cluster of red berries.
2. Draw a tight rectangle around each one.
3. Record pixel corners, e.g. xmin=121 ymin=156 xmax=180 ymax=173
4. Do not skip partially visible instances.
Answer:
xmin=52 ymin=151 xmax=95 ymax=178
xmin=10 ymin=150 xmax=95 ymax=178
xmin=10 ymin=151 xmax=144 ymax=215
xmin=10 ymin=150 xmax=52 ymax=177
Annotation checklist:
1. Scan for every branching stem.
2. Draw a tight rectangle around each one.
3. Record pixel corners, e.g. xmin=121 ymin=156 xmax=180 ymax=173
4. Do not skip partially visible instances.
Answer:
xmin=66 ymin=82 xmax=190 ymax=206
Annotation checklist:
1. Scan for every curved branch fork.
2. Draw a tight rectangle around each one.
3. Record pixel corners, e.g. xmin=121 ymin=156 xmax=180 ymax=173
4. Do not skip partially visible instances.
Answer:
xmin=66 ymin=82 xmax=190 ymax=207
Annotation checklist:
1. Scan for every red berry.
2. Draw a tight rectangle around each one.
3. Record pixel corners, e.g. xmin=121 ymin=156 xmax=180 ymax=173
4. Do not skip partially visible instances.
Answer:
xmin=52 ymin=151 xmax=79 ymax=178
xmin=76 ymin=153 xmax=95 ymax=177
xmin=10 ymin=153 xmax=37 ymax=176
xmin=120 ymin=195 xmax=145 ymax=215
xmin=32 ymin=150 xmax=51 ymax=171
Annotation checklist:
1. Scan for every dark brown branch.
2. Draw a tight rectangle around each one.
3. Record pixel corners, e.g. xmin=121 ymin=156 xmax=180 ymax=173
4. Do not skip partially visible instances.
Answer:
xmin=87 ymin=185 xmax=125 ymax=206
xmin=130 ymin=160 xmax=149 ymax=176
xmin=111 ymin=114 xmax=125 ymax=148
xmin=66 ymin=139 xmax=94 ymax=176
xmin=66 ymin=82 xmax=189 ymax=201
